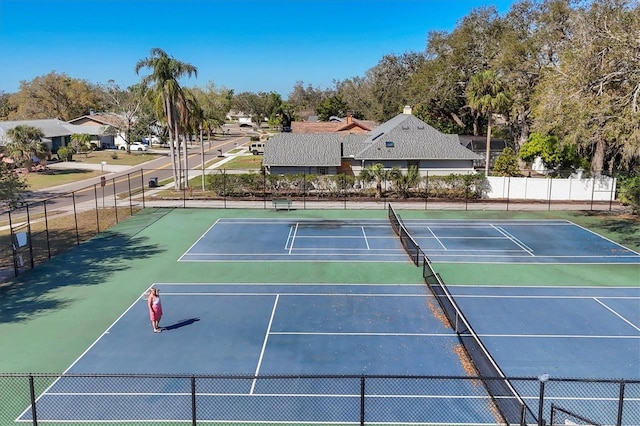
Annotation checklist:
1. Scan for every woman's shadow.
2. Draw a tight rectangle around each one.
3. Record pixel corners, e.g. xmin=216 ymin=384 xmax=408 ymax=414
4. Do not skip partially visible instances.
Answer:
xmin=162 ymin=317 xmax=200 ymax=331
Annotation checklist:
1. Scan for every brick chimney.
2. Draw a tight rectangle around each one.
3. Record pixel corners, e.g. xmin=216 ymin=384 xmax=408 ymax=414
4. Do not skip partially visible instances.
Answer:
xmin=346 ymin=112 xmax=353 ymax=124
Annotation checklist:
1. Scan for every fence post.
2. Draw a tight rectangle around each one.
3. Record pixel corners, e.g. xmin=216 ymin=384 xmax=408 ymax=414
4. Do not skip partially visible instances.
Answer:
xmin=93 ymin=184 xmax=100 ymax=234
xmin=9 ymin=210 xmax=18 ymax=277
xmin=424 ymin=171 xmax=429 ymax=211
xmin=26 ymin=203 xmax=34 ymax=269
xmin=141 ymin=169 xmax=146 ymax=209
xmin=616 ymin=380 xmax=625 ymax=426
xmin=538 ymin=374 xmax=549 ymax=426
xmin=29 ymin=374 xmax=38 ymax=426
xmin=506 ymin=176 xmax=511 ymax=211
xmin=43 ymin=201 xmax=51 ymax=260
xmin=343 ymin=173 xmax=347 ymax=210
xmin=127 ymin=174 xmax=133 ymax=216
xmin=72 ymin=192 xmax=80 ymax=245
xmin=112 ymin=177 xmax=118 ymax=223
xmin=191 ymin=376 xmax=197 ymax=426
xmin=263 ymin=169 xmax=267 ymax=209
xmin=360 ymin=376 xmax=365 ymax=426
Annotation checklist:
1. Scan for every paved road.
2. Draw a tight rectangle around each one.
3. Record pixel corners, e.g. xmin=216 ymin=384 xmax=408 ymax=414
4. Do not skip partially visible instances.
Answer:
xmin=13 ymin=132 xmax=252 ymax=216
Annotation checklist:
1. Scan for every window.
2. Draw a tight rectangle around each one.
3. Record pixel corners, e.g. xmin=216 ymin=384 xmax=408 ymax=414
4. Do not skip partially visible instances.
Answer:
xmin=385 ymin=141 xmax=394 ymax=148
xmin=317 ymin=167 xmax=328 ymax=175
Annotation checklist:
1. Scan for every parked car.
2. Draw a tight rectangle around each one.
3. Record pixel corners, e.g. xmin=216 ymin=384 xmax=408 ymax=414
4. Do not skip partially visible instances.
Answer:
xmin=249 ymin=142 xmax=265 ymax=155
xmin=120 ymin=142 xmax=148 ymax=152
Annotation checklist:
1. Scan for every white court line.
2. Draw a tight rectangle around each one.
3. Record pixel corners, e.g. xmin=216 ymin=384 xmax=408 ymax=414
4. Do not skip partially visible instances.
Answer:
xmin=594 ymin=298 xmax=640 ymax=332
xmin=475 ymin=333 xmax=639 ymax=339
xmin=16 ymin=289 xmax=149 ymax=422
xmin=426 ymin=226 xmax=446 ymax=250
xmin=491 ymin=225 xmax=534 ymax=256
xmin=451 ymin=294 xmax=639 ymax=300
xmin=285 ymin=225 xmax=294 ymax=250
xmin=361 ymin=226 xmax=370 ymax=250
xmin=251 ymin=295 xmax=279 ymax=394
xmin=42 ymin=390 xmax=498 ymax=400
xmin=161 ymin=292 xmax=429 ymax=297
xmin=177 ymin=218 xmax=221 ymax=261
xmin=271 ymin=332 xmax=454 ymax=337
xmin=570 ymin=220 xmax=640 ymax=256
xmin=288 ymin=223 xmax=299 ymax=254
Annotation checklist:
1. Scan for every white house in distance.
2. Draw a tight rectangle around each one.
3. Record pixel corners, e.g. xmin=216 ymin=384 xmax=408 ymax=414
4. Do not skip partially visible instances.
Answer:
xmin=263 ymin=106 xmax=480 ymax=176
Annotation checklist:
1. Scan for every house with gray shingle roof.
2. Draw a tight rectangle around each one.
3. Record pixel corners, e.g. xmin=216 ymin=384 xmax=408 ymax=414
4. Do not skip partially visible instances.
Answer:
xmin=0 ymin=119 xmax=108 ymax=153
xmin=263 ymin=107 xmax=481 ymax=176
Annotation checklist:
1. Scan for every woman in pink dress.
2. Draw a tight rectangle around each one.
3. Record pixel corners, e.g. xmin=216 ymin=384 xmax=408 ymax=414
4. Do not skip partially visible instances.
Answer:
xmin=148 ymin=288 xmax=163 ymax=333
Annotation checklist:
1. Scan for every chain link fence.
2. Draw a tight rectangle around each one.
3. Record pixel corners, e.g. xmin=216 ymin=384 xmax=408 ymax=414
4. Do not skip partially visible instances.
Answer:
xmin=0 ymin=168 xmax=629 ymax=281
xmin=0 ymin=373 xmax=637 ymax=425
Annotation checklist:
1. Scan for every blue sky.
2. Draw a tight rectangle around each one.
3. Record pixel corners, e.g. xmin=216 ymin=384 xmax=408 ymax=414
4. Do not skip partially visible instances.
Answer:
xmin=0 ymin=0 xmax=516 ymax=98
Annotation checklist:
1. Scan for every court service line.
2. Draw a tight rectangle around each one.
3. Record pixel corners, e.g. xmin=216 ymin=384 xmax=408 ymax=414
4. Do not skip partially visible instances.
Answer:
xmin=426 ymin=227 xmax=447 ymax=250
xmin=491 ymin=225 xmax=534 ymax=256
xmin=178 ymin=218 xmax=222 ymax=261
xmin=477 ymin=333 xmax=639 ymax=339
xmin=593 ymin=298 xmax=640 ymax=332
xmin=271 ymin=332 xmax=454 ymax=337
xmin=251 ymin=294 xmax=279 ymax=394
xmin=288 ymin=224 xmax=300 ymax=254
xmin=361 ymin=226 xmax=371 ymax=250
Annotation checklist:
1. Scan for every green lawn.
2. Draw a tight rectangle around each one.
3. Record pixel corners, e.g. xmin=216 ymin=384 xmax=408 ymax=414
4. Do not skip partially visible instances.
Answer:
xmin=69 ymin=150 xmax=164 ymax=165
xmin=24 ymin=169 xmax=104 ymax=190
xmin=218 ymin=154 xmax=263 ymax=170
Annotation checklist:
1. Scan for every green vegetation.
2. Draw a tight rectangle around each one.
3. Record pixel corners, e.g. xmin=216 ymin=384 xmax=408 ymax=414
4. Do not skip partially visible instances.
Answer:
xmin=74 ymin=150 xmax=163 ymax=166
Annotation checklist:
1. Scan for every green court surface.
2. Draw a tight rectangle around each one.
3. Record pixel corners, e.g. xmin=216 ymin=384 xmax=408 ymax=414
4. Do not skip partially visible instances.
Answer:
xmin=0 ymin=207 xmax=639 ymax=425
xmin=1 ymin=207 xmax=638 ymax=375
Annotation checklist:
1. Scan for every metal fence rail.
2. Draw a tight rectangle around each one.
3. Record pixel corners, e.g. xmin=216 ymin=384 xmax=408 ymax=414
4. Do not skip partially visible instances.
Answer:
xmin=0 ymin=373 xmax=636 ymax=426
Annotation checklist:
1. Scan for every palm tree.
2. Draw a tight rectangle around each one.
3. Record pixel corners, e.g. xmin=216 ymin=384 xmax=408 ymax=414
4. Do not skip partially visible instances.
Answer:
xmin=6 ymin=125 xmax=49 ymax=172
xmin=135 ymin=48 xmax=197 ymax=189
xmin=466 ymin=70 xmax=510 ymax=176
xmin=389 ymin=166 xmax=419 ymax=198
xmin=70 ymin=133 xmax=92 ymax=157
xmin=359 ymin=163 xmax=388 ymax=198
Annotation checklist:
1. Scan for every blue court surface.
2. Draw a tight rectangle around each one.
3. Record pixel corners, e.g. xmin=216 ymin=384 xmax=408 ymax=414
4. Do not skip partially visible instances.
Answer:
xmin=19 ymin=283 xmax=640 ymax=423
xmin=179 ymin=218 xmax=640 ymax=264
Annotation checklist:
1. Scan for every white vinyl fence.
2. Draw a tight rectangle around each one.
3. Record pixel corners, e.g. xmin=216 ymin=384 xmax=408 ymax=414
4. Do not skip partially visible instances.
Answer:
xmin=486 ymin=175 xmax=616 ymax=201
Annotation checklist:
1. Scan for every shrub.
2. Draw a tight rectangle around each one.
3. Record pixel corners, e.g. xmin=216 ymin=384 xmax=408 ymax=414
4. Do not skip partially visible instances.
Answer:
xmin=57 ymin=146 xmax=73 ymax=162
xmin=618 ymin=175 xmax=640 ymax=214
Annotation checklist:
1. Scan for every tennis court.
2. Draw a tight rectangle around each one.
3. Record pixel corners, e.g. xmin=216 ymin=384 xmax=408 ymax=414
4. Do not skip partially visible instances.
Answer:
xmin=2 ymin=207 xmax=639 ymax=425
xmin=180 ymin=217 xmax=640 ymax=264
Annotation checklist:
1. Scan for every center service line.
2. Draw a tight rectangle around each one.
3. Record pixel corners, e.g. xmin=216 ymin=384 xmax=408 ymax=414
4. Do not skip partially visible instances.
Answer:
xmin=251 ymin=294 xmax=280 ymax=394
xmin=361 ymin=226 xmax=371 ymax=250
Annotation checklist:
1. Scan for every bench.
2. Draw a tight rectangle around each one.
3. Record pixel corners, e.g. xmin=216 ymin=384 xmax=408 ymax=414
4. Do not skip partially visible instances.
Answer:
xmin=272 ymin=199 xmax=292 ymax=211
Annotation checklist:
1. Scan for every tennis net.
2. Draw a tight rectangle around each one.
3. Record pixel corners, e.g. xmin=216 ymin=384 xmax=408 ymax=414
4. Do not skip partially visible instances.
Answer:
xmin=423 ymin=256 xmax=537 ymax=426
xmin=387 ymin=204 xmax=535 ymax=425
xmin=387 ymin=204 xmax=424 ymax=266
